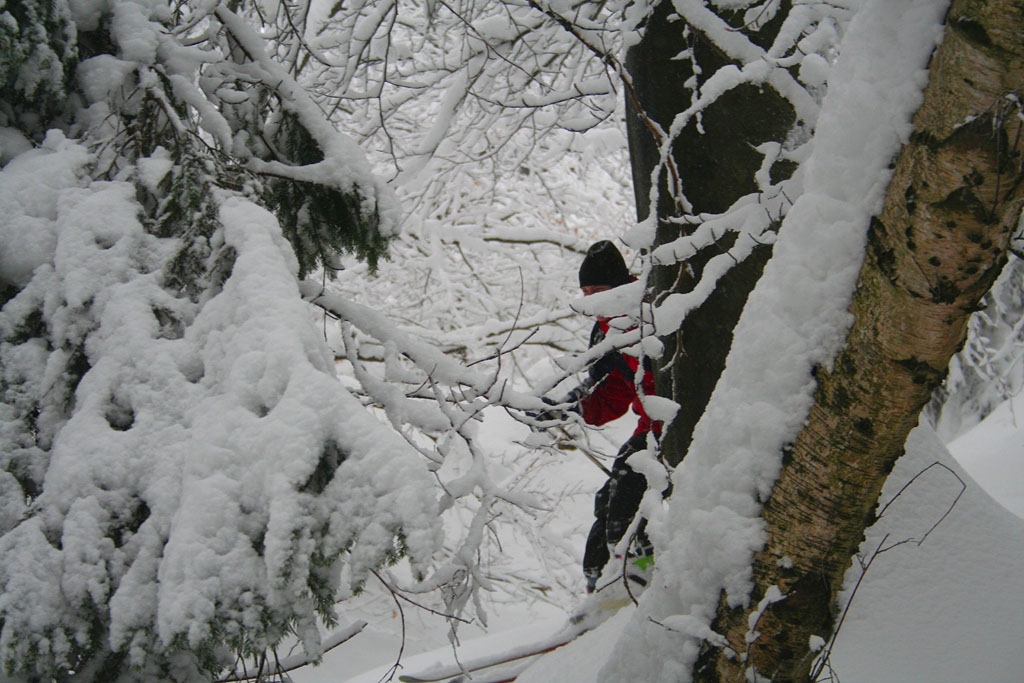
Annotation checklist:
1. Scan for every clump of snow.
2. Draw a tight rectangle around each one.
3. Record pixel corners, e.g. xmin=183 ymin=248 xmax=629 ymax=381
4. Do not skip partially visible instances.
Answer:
xmin=110 ymin=0 xmax=160 ymax=65
xmin=136 ymin=147 xmax=173 ymax=195
xmin=68 ymin=0 xmax=107 ymax=31
xmin=799 ymin=52 xmax=831 ymax=88
xmin=0 ymin=133 xmax=89 ymax=288
xmin=0 ymin=127 xmax=33 ymax=167
xmin=76 ymin=55 xmax=137 ymax=104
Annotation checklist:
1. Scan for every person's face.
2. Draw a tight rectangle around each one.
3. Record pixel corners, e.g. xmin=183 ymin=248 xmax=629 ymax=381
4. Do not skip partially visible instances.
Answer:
xmin=581 ymin=285 xmax=611 ymax=297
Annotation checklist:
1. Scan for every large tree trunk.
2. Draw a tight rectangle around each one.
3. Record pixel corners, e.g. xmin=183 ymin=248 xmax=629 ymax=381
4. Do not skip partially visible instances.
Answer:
xmin=696 ymin=2 xmax=1024 ymax=680
xmin=625 ymin=2 xmax=792 ymax=466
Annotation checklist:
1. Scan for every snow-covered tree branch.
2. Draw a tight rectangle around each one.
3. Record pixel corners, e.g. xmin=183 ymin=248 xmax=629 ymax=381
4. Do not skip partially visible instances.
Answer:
xmin=1 ymin=0 xmax=645 ymax=677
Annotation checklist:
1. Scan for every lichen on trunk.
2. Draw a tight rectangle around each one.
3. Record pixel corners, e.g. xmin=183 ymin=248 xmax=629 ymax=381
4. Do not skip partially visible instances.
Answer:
xmin=696 ymin=1 xmax=1024 ymax=680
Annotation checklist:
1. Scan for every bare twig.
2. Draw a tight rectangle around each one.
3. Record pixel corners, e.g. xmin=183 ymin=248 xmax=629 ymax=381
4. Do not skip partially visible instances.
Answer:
xmin=809 ymin=461 xmax=967 ymax=681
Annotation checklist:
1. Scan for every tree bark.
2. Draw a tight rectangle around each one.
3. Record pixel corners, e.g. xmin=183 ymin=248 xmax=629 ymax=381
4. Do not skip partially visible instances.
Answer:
xmin=696 ymin=2 xmax=1024 ymax=680
xmin=625 ymin=2 xmax=793 ymax=466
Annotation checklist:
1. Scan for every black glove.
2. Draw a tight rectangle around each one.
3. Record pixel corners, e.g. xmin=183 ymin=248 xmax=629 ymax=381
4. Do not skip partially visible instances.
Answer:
xmin=588 ymin=352 xmax=621 ymax=383
xmin=526 ymin=396 xmax=567 ymax=423
xmin=561 ymin=384 xmax=588 ymax=409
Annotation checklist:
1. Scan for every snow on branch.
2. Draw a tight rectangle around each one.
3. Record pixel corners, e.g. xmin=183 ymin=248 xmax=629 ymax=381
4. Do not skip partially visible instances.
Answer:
xmin=300 ymin=279 xmax=552 ymax=411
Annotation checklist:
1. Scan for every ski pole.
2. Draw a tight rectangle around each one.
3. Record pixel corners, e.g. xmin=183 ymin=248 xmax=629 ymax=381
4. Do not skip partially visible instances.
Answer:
xmin=550 ymin=424 xmax=611 ymax=476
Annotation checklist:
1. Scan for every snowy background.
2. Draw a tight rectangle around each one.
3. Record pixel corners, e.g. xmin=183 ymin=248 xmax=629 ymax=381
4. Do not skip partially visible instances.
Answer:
xmin=3 ymin=0 xmax=1024 ymax=680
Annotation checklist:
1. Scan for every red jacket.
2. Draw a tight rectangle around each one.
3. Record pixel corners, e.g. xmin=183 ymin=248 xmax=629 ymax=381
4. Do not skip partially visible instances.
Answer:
xmin=579 ymin=318 xmax=660 ymax=438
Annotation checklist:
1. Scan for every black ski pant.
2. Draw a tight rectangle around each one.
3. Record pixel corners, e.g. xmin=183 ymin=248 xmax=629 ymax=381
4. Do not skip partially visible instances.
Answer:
xmin=582 ymin=432 xmax=652 ymax=582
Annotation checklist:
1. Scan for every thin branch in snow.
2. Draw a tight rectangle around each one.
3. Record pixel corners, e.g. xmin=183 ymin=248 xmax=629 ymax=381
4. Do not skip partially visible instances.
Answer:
xmin=810 ymin=462 xmax=968 ymax=681
xmin=216 ymin=621 xmax=368 ymax=682
xmin=874 ymin=462 xmax=967 ymax=551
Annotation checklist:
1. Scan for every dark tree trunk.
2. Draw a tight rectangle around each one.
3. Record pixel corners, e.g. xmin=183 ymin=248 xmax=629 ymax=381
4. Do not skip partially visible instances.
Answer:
xmin=624 ymin=1 xmax=796 ymax=466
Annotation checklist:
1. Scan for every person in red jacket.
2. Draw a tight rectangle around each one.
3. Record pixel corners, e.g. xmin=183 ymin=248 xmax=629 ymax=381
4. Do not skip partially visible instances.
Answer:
xmin=570 ymin=241 xmax=661 ymax=593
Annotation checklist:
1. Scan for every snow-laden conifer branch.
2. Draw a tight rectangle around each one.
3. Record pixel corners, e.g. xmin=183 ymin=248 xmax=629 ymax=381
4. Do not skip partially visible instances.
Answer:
xmin=216 ymin=619 xmax=367 ymax=682
xmin=0 ymin=0 xmax=463 ymax=677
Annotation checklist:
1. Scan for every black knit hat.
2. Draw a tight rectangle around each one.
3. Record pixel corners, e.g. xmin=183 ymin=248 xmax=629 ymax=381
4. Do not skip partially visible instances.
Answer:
xmin=579 ymin=240 xmax=631 ymax=288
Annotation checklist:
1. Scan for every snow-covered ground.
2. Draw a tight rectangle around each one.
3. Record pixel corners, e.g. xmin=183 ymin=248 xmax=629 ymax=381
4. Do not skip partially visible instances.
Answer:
xmin=948 ymin=395 xmax=1024 ymax=520
xmin=292 ymin=397 xmax=1024 ymax=683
